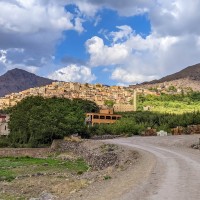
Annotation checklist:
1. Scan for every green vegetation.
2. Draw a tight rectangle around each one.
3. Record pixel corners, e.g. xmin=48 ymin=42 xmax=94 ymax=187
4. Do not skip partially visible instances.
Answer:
xmin=86 ymin=110 xmax=200 ymax=136
xmin=0 ymin=156 xmax=89 ymax=182
xmin=2 ymin=92 xmax=200 ymax=145
xmin=137 ymin=92 xmax=200 ymax=114
xmin=168 ymin=85 xmax=177 ymax=92
xmin=7 ymin=96 xmax=99 ymax=147
xmin=104 ymin=100 xmax=115 ymax=108
xmin=0 ymin=194 xmax=25 ymax=200
xmin=104 ymin=175 xmax=112 ymax=180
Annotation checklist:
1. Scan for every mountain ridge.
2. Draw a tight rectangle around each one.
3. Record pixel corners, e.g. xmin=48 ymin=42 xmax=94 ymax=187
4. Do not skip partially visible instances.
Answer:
xmin=132 ymin=63 xmax=200 ymax=91
xmin=1 ymin=63 xmax=200 ymax=98
xmin=145 ymin=63 xmax=200 ymax=84
xmin=0 ymin=68 xmax=53 ymax=97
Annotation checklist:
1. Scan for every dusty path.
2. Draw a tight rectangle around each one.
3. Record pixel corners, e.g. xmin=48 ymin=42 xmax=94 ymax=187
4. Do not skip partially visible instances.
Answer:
xmin=108 ymin=135 xmax=200 ymax=200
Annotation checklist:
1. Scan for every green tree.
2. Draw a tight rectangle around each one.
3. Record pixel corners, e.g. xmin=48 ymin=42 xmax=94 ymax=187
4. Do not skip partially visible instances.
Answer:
xmin=8 ymin=96 xmax=99 ymax=147
xmin=104 ymin=100 xmax=115 ymax=108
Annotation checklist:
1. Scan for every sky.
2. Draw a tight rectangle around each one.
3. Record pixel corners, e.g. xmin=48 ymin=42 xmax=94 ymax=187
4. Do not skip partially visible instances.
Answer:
xmin=0 ymin=0 xmax=200 ymax=86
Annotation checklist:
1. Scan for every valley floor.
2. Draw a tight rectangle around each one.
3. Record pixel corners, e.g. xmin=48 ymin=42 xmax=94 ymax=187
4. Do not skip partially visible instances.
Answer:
xmin=1 ymin=135 xmax=199 ymax=200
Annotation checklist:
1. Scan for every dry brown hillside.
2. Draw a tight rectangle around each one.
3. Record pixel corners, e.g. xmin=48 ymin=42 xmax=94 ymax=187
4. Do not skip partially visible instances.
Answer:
xmin=133 ymin=63 xmax=200 ymax=91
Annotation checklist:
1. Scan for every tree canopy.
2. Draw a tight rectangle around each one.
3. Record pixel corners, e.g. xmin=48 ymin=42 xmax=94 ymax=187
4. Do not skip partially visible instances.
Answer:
xmin=8 ymin=96 xmax=99 ymax=147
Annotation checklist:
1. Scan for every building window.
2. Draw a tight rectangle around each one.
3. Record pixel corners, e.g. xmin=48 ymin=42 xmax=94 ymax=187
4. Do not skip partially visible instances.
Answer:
xmin=117 ymin=117 xmax=121 ymax=120
xmin=93 ymin=115 xmax=99 ymax=119
xmin=106 ymin=116 xmax=111 ymax=119
xmin=5 ymin=126 xmax=6 ymax=130
xmin=100 ymin=116 xmax=105 ymax=119
xmin=112 ymin=116 xmax=116 ymax=120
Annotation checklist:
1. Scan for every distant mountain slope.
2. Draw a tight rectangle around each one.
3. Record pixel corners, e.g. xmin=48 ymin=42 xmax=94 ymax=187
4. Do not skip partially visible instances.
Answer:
xmin=146 ymin=63 xmax=200 ymax=84
xmin=131 ymin=63 xmax=200 ymax=91
xmin=0 ymin=68 xmax=53 ymax=97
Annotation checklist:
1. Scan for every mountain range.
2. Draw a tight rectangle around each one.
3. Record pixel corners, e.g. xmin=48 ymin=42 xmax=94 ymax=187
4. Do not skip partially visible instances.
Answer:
xmin=0 ymin=68 xmax=53 ymax=97
xmin=1 ymin=63 xmax=200 ymax=97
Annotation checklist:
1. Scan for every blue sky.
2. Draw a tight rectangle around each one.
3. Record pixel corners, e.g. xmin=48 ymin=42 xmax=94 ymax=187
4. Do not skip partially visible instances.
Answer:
xmin=0 ymin=1 xmax=200 ymax=86
xmin=54 ymin=8 xmax=151 ymax=85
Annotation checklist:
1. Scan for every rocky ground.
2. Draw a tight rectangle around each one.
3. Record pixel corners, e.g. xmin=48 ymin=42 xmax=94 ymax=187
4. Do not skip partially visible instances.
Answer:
xmin=66 ymin=134 xmax=200 ymax=200
xmin=1 ymin=135 xmax=199 ymax=200
xmin=0 ymin=140 xmax=139 ymax=200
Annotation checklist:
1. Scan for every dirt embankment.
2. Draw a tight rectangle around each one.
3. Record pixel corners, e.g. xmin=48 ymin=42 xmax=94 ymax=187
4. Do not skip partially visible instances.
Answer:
xmin=51 ymin=139 xmax=139 ymax=171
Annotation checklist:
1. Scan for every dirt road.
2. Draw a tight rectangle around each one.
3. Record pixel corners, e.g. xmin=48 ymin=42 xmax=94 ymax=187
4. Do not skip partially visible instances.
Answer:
xmin=109 ymin=135 xmax=200 ymax=200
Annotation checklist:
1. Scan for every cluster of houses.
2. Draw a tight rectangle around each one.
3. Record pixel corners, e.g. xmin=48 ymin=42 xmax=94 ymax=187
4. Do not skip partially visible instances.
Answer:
xmin=0 ymin=82 xmax=138 ymax=112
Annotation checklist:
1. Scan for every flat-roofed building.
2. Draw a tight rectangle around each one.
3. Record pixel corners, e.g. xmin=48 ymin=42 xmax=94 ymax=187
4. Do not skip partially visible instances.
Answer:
xmin=85 ymin=109 xmax=121 ymax=126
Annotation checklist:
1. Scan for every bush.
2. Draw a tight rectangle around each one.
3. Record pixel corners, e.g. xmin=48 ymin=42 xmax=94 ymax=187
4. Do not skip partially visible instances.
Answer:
xmin=0 ymin=138 xmax=9 ymax=148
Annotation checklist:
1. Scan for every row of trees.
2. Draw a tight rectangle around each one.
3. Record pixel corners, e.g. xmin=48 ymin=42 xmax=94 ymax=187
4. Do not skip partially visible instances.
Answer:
xmin=139 ymin=92 xmax=200 ymax=103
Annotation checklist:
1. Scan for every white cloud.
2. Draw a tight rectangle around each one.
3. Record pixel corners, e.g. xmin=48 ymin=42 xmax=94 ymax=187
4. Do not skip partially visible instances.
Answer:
xmin=111 ymin=68 xmax=158 ymax=84
xmin=74 ymin=17 xmax=85 ymax=33
xmin=0 ymin=0 xmax=85 ymax=75
xmin=86 ymin=36 xmax=129 ymax=66
xmin=110 ymin=25 xmax=133 ymax=43
xmin=0 ymin=50 xmax=7 ymax=64
xmin=86 ymin=23 xmax=200 ymax=84
xmin=0 ymin=1 xmax=77 ymax=34
xmin=150 ymin=0 xmax=200 ymax=36
xmin=76 ymin=0 xmax=200 ymax=84
xmin=94 ymin=15 xmax=101 ymax=27
xmin=72 ymin=0 xmax=151 ymax=17
xmin=1 ymin=0 xmax=200 ymax=86
xmin=48 ymin=64 xmax=96 ymax=83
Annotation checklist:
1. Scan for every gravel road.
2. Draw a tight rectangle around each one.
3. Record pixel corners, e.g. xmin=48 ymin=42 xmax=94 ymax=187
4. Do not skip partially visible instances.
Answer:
xmin=109 ymin=135 xmax=200 ymax=200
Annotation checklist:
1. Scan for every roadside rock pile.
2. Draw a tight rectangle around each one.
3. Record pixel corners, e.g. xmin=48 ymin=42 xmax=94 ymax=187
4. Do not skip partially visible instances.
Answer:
xmin=51 ymin=140 xmax=119 ymax=170
xmin=191 ymin=143 xmax=200 ymax=150
xmin=187 ymin=125 xmax=200 ymax=134
xmin=51 ymin=140 xmax=139 ymax=171
xmin=141 ymin=127 xmax=157 ymax=136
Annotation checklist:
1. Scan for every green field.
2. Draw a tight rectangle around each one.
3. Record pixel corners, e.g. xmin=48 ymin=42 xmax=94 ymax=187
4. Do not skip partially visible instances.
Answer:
xmin=0 ymin=156 xmax=89 ymax=182
xmin=138 ymin=93 xmax=200 ymax=114
xmin=141 ymin=100 xmax=200 ymax=114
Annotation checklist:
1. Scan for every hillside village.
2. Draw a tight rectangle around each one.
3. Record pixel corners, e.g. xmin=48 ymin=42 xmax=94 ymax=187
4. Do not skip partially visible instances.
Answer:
xmin=0 ymin=79 xmax=190 ymax=112
xmin=0 ymin=64 xmax=199 ymax=112
xmin=0 ymin=81 xmax=146 ymax=112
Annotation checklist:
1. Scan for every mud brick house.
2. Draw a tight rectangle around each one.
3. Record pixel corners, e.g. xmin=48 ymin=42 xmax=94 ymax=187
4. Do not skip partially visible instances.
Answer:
xmin=0 ymin=114 xmax=10 ymax=136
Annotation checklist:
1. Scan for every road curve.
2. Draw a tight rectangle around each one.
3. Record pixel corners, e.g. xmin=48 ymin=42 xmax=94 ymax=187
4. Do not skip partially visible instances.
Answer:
xmin=108 ymin=135 xmax=200 ymax=200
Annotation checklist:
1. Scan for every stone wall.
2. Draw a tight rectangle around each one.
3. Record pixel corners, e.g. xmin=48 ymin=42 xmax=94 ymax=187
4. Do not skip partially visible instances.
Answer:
xmin=0 ymin=148 xmax=51 ymax=158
